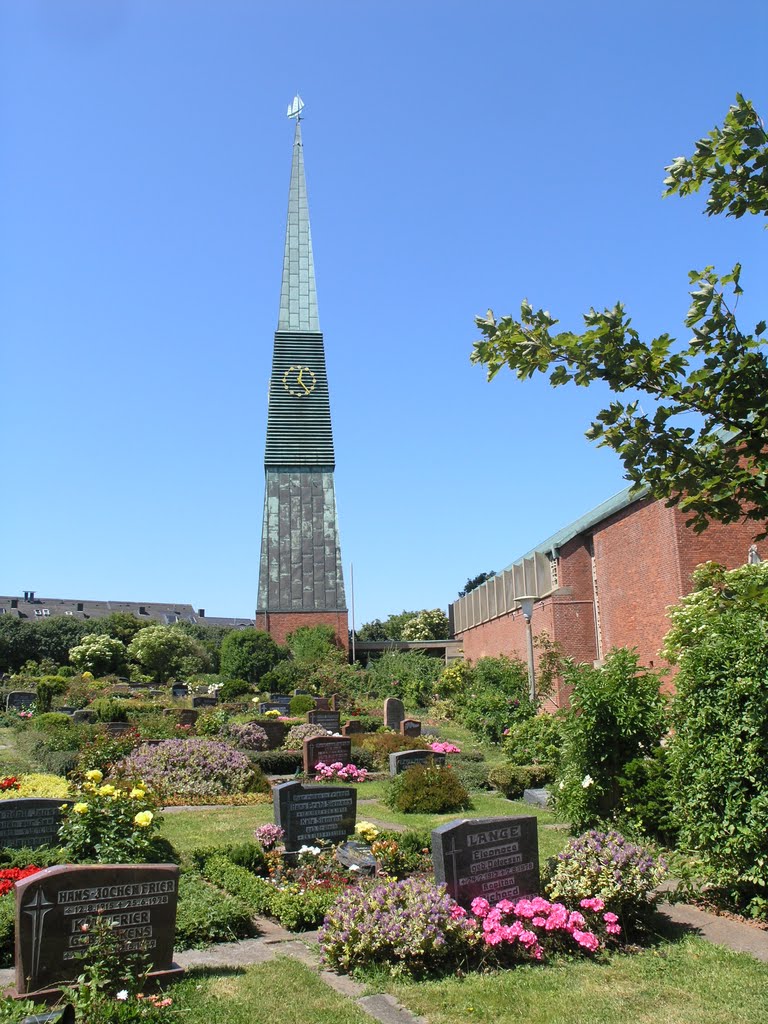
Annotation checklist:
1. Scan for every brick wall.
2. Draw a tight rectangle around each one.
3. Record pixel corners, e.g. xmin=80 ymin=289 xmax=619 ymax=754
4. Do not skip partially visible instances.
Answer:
xmin=254 ymin=610 xmax=349 ymax=650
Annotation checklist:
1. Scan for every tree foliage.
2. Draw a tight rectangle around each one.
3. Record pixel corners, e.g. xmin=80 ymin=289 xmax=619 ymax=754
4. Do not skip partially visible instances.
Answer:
xmin=400 ymin=609 xmax=450 ymax=641
xmin=472 ymin=96 xmax=768 ymax=538
xmin=69 ymin=634 xmax=129 ymax=677
xmin=219 ymin=628 xmax=286 ymax=684
xmin=127 ymin=625 xmax=210 ymax=684
xmin=458 ymin=571 xmax=496 ymax=598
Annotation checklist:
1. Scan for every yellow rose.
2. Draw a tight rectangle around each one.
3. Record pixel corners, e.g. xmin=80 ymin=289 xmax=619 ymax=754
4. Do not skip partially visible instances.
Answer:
xmin=134 ymin=811 xmax=153 ymax=828
xmin=129 ymin=788 xmax=146 ymax=800
xmin=85 ymin=770 xmax=103 ymax=784
xmin=98 ymin=785 xmax=116 ymax=797
xmin=73 ymin=802 xmax=88 ymax=814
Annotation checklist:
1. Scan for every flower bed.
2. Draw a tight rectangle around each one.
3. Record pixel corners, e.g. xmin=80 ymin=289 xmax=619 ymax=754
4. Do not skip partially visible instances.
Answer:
xmin=119 ymin=738 xmax=263 ymax=800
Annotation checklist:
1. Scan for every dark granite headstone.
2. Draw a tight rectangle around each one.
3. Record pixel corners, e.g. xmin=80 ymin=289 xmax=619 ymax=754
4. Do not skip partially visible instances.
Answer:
xmin=307 ymin=710 xmax=341 ymax=733
xmin=171 ymin=684 xmax=189 ymax=699
xmin=259 ymin=702 xmax=287 ymax=714
xmin=432 ymin=816 xmax=539 ymax=910
xmin=303 ymin=736 xmax=352 ymax=775
xmin=384 ymin=697 xmax=405 ymax=731
xmin=268 ymin=694 xmax=292 ymax=712
xmin=400 ymin=718 xmax=422 ymax=738
xmin=293 ymin=689 xmax=311 ymax=695
xmin=329 ymin=693 xmax=340 ymax=711
xmin=71 ymin=710 xmax=95 ymax=724
xmin=273 ymin=781 xmax=357 ymax=853
xmin=0 ymin=799 xmax=73 ymax=850
xmin=341 ymin=719 xmax=365 ymax=737
xmin=313 ymin=697 xmax=331 ymax=711
xmin=192 ymin=696 xmax=217 ymax=708
xmin=6 ymin=692 xmax=36 ymax=713
xmin=389 ymin=749 xmax=445 ymax=776
xmin=14 ymin=863 xmax=182 ymax=995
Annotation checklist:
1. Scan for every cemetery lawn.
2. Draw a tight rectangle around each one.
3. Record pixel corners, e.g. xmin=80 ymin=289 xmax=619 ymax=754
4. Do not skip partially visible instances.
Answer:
xmin=0 ymin=727 xmax=40 ymax=775
xmin=382 ymin=936 xmax=768 ymax=1024
xmin=160 ymin=805 xmax=275 ymax=858
xmin=170 ymin=957 xmax=371 ymax=1024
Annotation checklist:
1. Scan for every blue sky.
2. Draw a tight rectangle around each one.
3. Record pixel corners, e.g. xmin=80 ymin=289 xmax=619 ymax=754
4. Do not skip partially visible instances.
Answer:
xmin=3 ymin=0 xmax=767 ymax=625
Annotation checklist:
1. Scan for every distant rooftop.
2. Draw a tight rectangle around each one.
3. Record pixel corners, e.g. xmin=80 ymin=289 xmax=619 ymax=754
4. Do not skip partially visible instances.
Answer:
xmin=0 ymin=593 xmax=254 ymax=629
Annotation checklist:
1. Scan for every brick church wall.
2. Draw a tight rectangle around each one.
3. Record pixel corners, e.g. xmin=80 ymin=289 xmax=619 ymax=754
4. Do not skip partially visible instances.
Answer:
xmin=255 ymin=611 xmax=349 ymax=650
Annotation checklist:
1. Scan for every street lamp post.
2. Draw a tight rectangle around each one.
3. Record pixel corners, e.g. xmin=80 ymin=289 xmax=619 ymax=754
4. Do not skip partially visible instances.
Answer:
xmin=519 ymin=596 xmax=536 ymax=704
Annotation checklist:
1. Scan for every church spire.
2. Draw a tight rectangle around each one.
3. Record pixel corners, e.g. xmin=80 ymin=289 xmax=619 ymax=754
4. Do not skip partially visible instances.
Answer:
xmin=278 ymin=110 xmax=319 ymax=332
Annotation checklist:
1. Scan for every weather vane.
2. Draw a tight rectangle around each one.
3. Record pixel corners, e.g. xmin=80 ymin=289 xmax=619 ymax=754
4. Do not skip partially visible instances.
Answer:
xmin=287 ymin=94 xmax=304 ymax=121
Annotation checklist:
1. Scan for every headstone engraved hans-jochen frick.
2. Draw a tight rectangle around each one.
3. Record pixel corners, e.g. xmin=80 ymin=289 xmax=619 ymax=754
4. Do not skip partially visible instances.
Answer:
xmin=14 ymin=864 xmax=182 ymax=995
xmin=432 ymin=816 xmax=540 ymax=910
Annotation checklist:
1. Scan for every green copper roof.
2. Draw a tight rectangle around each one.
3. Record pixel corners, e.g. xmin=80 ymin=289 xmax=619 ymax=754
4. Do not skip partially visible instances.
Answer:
xmin=278 ymin=120 xmax=319 ymax=332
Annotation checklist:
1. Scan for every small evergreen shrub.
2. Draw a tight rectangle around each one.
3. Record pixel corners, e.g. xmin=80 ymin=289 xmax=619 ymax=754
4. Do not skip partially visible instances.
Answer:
xmin=289 ymin=694 xmax=316 ymax=717
xmin=618 ymin=747 xmax=677 ymax=845
xmin=190 ymin=841 xmax=266 ymax=876
xmin=227 ymin=721 xmax=269 ymax=751
xmin=354 ymin=731 xmax=429 ymax=768
xmin=218 ymin=678 xmax=254 ymax=702
xmin=0 ymin=894 xmax=14 ymax=968
xmin=90 ymin=697 xmax=129 ymax=723
xmin=34 ymin=676 xmax=68 ymax=713
xmin=385 ymin=763 xmax=470 ymax=814
xmin=503 ymin=713 xmax=565 ymax=769
xmin=284 ymin=723 xmax=327 ymax=748
xmin=175 ymin=871 xmax=254 ymax=948
xmin=250 ymin=749 xmax=303 ymax=774
xmin=202 ymin=854 xmax=275 ymax=915
xmin=449 ymin=756 xmax=491 ymax=791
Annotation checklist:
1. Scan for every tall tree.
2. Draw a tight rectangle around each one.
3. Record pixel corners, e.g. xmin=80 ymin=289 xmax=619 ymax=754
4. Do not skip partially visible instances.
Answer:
xmin=472 ymin=96 xmax=768 ymax=538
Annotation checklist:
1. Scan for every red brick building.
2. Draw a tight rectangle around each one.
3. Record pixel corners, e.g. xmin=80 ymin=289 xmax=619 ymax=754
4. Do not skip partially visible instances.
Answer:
xmin=449 ymin=485 xmax=763 ymax=708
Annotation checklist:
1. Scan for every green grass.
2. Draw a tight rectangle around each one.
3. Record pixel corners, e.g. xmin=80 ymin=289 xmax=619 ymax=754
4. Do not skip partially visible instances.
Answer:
xmin=0 ymin=726 xmax=40 ymax=775
xmin=160 ymin=805 xmax=274 ymax=859
xmin=168 ymin=957 xmax=371 ymax=1024
xmin=384 ymin=936 xmax=768 ymax=1024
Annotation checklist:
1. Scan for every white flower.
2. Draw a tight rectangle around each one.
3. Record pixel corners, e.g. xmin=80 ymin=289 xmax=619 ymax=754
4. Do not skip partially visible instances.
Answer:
xmin=581 ymin=774 xmax=594 ymax=789
xmin=558 ymin=781 xmax=565 ymax=791
xmin=116 ymin=990 xmax=128 ymax=1001
xmin=298 ymin=844 xmax=321 ymax=856
xmin=348 ymin=864 xmax=361 ymax=873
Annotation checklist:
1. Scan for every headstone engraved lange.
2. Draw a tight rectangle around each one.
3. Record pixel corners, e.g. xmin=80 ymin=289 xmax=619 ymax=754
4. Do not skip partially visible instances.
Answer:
xmin=307 ymin=710 xmax=341 ymax=733
xmin=6 ymin=692 xmax=36 ymax=713
xmin=273 ymin=781 xmax=357 ymax=853
xmin=389 ymin=749 xmax=445 ymax=777
xmin=384 ymin=697 xmax=404 ymax=731
xmin=432 ymin=816 xmax=539 ymax=910
xmin=0 ymin=799 xmax=74 ymax=850
xmin=400 ymin=718 xmax=422 ymax=738
xmin=303 ymin=736 xmax=352 ymax=775
xmin=14 ymin=864 xmax=182 ymax=995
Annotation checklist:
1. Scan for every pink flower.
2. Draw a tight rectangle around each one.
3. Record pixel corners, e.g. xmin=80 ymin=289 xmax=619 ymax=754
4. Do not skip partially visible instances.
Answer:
xmin=573 ymin=929 xmax=600 ymax=952
xmin=580 ymin=896 xmax=605 ymax=912
xmin=603 ymin=911 xmax=619 ymax=924
xmin=495 ymin=899 xmax=515 ymax=914
xmin=519 ymin=929 xmax=538 ymax=946
xmin=532 ymin=916 xmax=547 ymax=928
xmin=605 ymin=923 xmax=621 ymax=935
xmin=531 ymin=896 xmax=551 ymax=913
xmin=450 ymin=904 xmax=467 ymax=919
xmin=471 ymin=897 xmax=490 ymax=918
xmin=567 ymin=910 xmax=586 ymax=930
xmin=514 ymin=899 xmax=535 ymax=918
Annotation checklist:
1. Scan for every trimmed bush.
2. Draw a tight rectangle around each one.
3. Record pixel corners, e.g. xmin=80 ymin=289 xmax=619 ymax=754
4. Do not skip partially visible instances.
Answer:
xmin=618 ymin=748 xmax=677 ymax=845
xmin=201 ymin=854 xmax=275 ymax=915
xmin=218 ymin=678 xmax=254 ymax=702
xmin=190 ymin=841 xmax=266 ymax=876
xmin=175 ymin=871 xmax=254 ymax=949
xmin=250 ymin=750 xmax=304 ymax=775
xmin=289 ymin=694 xmax=316 ymax=717
xmin=0 ymin=894 xmax=13 ymax=968
xmin=90 ymin=697 xmax=128 ymax=723
xmin=284 ymin=723 xmax=327 ymax=748
xmin=449 ymin=756 xmax=491 ymax=791
xmin=385 ymin=763 xmax=470 ymax=814
xmin=488 ymin=763 xmax=553 ymax=798
xmin=354 ymin=731 xmax=429 ymax=768
xmin=227 ymin=722 xmax=269 ymax=751
xmin=0 ymin=773 xmax=70 ymax=801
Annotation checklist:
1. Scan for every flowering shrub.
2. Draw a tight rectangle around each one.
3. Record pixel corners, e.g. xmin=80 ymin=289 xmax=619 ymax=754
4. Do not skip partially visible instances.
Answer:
xmin=0 ymin=777 xmax=19 ymax=792
xmin=0 ymin=866 xmax=41 ymax=896
xmin=355 ymin=821 xmax=380 ymax=843
xmin=227 ymin=722 xmax=269 ymax=751
xmin=320 ymin=877 xmax=480 ymax=978
xmin=59 ymin=772 xmax=161 ymax=862
xmin=254 ymin=824 xmax=285 ymax=851
xmin=0 ymin=773 xmax=70 ymax=800
xmin=119 ymin=739 xmax=260 ymax=799
xmin=75 ymin=727 xmax=143 ymax=775
xmin=284 ymin=723 xmax=328 ymax=748
xmin=385 ymin=763 xmax=470 ymax=814
xmin=467 ymin=893 xmax=620 ymax=961
xmin=430 ymin=741 xmax=461 ymax=754
xmin=314 ymin=761 xmax=369 ymax=782
xmin=545 ymin=829 xmax=667 ymax=930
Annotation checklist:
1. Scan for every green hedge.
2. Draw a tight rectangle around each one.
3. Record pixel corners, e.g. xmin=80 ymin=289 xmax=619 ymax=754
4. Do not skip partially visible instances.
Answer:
xmin=175 ymin=871 xmax=254 ymax=949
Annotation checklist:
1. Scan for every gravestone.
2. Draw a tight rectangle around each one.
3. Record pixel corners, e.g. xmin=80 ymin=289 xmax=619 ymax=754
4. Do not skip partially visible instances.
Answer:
xmin=108 ymin=685 xmax=131 ymax=694
xmin=176 ymin=709 xmax=199 ymax=727
xmin=192 ymin=695 xmax=217 ymax=708
xmin=260 ymin=719 xmax=289 ymax=749
xmin=389 ymin=749 xmax=445 ymax=776
xmin=171 ymin=684 xmax=189 ymax=699
xmin=259 ymin=702 xmax=287 ymax=714
xmin=14 ymin=863 xmax=182 ymax=995
xmin=104 ymin=722 xmax=131 ymax=736
xmin=523 ymin=788 xmax=550 ymax=808
xmin=313 ymin=697 xmax=331 ymax=711
xmin=57 ymin=707 xmax=76 ymax=716
xmin=71 ymin=710 xmax=95 ymax=724
xmin=335 ymin=840 xmax=377 ymax=876
xmin=147 ymin=690 xmax=164 ymax=699
xmin=432 ymin=816 xmax=539 ymax=910
xmin=302 ymin=735 xmax=352 ymax=775
xmin=268 ymin=694 xmax=292 ymax=712
xmin=329 ymin=693 xmax=340 ymax=711
xmin=400 ymin=718 xmax=422 ymax=738
xmin=341 ymin=720 xmax=365 ymax=737
xmin=307 ymin=710 xmax=341 ymax=733
xmin=0 ymin=799 xmax=73 ymax=849
xmin=384 ymin=697 xmax=405 ymax=731
xmin=293 ymin=689 xmax=311 ymax=695
xmin=273 ymin=781 xmax=357 ymax=853
xmin=6 ymin=692 xmax=36 ymax=713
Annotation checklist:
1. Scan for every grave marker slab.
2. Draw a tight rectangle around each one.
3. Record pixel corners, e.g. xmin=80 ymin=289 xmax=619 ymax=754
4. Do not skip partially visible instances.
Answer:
xmin=341 ymin=720 xmax=365 ymax=737
xmin=259 ymin=702 xmax=288 ymax=714
xmin=14 ymin=863 xmax=182 ymax=995
xmin=400 ymin=718 xmax=422 ymax=738
xmin=71 ymin=710 xmax=95 ymax=724
xmin=432 ymin=816 xmax=539 ymax=910
xmin=268 ymin=694 xmax=292 ymax=712
xmin=171 ymin=684 xmax=189 ymax=699
xmin=104 ymin=722 xmax=131 ymax=736
xmin=384 ymin=697 xmax=404 ymax=731
xmin=259 ymin=719 xmax=289 ymax=749
xmin=191 ymin=696 xmax=217 ymax=708
xmin=307 ymin=710 xmax=341 ymax=732
xmin=0 ymin=799 xmax=73 ymax=850
xmin=313 ymin=697 xmax=331 ymax=711
xmin=389 ymin=749 xmax=445 ymax=776
xmin=6 ymin=692 xmax=36 ymax=713
xmin=303 ymin=735 xmax=352 ymax=775
xmin=273 ymin=781 xmax=357 ymax=853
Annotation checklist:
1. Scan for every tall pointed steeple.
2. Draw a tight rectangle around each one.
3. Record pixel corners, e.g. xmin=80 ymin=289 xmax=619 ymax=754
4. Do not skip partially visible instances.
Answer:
xmin=256 ymin=99 xmax=348 ymax=646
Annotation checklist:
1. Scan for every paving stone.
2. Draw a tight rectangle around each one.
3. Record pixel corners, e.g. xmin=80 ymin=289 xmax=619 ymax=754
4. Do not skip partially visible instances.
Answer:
xmin=358 ymin=994 xmax=428 ymax=1024
xmin=657 ymin=901 xmax=768 ymax=963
